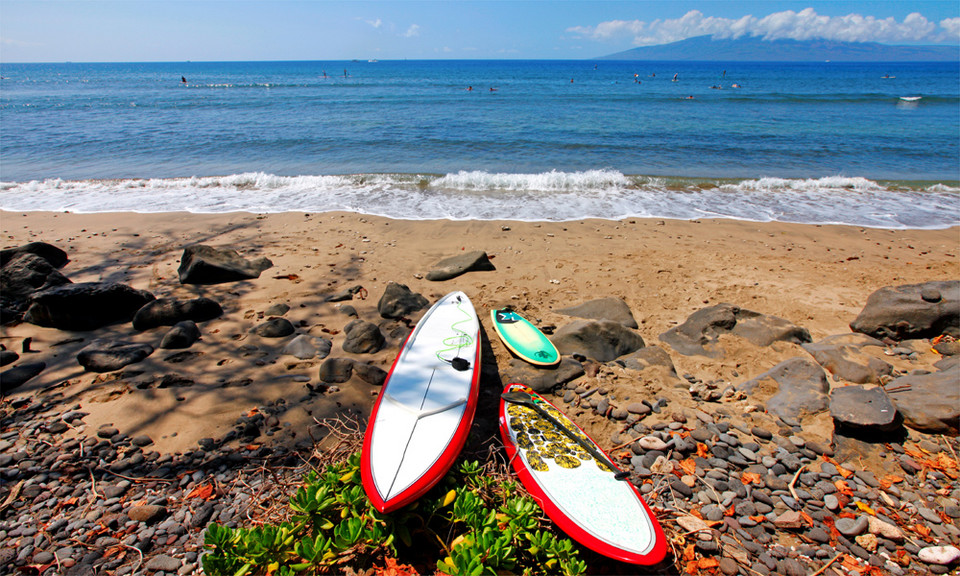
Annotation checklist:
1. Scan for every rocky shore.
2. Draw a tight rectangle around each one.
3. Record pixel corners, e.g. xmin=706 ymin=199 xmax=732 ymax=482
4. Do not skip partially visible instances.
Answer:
xmin=1 ymin=211 xmax=958 ymax=575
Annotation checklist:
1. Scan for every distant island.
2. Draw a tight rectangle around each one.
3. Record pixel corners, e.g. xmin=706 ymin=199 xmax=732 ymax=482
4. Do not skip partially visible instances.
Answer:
xmin=598 ymin=35 xmax=960 ymax=62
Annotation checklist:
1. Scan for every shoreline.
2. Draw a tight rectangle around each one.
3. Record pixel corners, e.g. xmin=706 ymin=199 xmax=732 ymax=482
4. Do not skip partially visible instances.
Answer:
xmin=2 ymin=209 xmax=957 ymax=453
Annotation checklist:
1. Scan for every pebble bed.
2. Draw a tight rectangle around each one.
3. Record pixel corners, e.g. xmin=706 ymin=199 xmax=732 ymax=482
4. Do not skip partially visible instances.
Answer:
xmin=2 ymin=382 xmax=959 ymax=576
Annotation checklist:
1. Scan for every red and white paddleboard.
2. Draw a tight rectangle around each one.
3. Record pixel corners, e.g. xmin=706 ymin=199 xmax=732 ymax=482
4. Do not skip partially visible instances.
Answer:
xmin=361 ymin=291 xmax=481 ymax=513
xmin=499 ymin=383 xmax=667 ymax=565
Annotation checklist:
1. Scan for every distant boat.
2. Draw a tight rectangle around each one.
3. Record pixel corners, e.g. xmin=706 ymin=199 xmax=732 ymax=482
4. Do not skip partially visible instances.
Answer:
xmin=899 ymin=96 xmax=922 ymax=101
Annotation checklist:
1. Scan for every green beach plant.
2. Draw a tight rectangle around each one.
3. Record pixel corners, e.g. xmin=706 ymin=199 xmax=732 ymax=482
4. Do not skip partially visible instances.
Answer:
xmin=202 ymin=452 xmax=587 ymax=576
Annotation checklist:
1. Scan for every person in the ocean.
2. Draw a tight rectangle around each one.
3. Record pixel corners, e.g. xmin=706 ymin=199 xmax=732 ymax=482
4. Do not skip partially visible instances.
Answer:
xmin=181 ymin=76 xmax=187 ymax=84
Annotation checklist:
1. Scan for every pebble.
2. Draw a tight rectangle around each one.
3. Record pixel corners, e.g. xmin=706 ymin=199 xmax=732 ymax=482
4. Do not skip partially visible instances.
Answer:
xmin=918 ymin=545 xmax=960 ymax=566
xmin=836 ymin=516 xmax=869 ymax=536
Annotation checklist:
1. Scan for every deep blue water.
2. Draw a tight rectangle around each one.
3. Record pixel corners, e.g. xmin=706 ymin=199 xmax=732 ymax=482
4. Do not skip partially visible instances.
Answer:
xmin=0 ymin=60 xmax=958 ymax=227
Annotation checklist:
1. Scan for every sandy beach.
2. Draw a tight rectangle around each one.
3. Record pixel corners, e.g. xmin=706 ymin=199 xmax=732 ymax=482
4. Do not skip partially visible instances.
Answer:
xmin=2 ymin=210 xmax=957 ymax=452
xmin=2 ymin=209 xmax=959 ymax=575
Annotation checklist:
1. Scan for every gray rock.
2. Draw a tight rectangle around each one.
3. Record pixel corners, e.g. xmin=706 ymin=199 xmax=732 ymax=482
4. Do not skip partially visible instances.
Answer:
xmin=425 ymin=251 xmax=495 ymax=281
xmin=24 ymin=282 xmax=155 ymax=331
xmin=353 ymin=362 xmax=388 ymax=386
xmin=738 ymin=357 xmax=830 ymax=426
xmin=0 ymin=361 xmax=46 ymax=393
xmin=77 ymin=341 xmax=154 ymax=373
xmin=127 ymin=504 xmax=166 ymax=523
xmin=0 ymin=252 xmax=72 ymax=319
xmin=557 ymin=297 xmax=638 ymax=328
xmin=342 ymin=320 xmax=385 ymax=354
xmin=132 ymin=297 xmax=222 ymax=330
xmin=0 ymin=350 xmax=18 ymax=366
xmin=377 ymin=282 xmax=428 ymax=319
xmin=325 ymin=285 xmax=364 ymax=302
xmin=145 ymin=554 xmax=181 ymax=572
xmin=319 ymin=358 xmax=355 ymax=383
xmin=282 ymin=334 xmax=329 ymax=359
xmin=252 ymin=317 xmax=295 ymax=338
xmin=850 ymin=281 xmax=960 ymax=340
xmin=0 ymin=241 xmax=68 ymax=268
xmin=501 ymin=356 xmax=584 ymax=392
xmin=836 ymin=516 xmax=869 ymax=536
xmin=803 ymin=338 xmax=893 ymax=384
xmin=264 ymin=303 xmax=289 ymax=316
xmin=551 ymin=319 xmax=645 ymax=362
xmin=887 ymin=365 xmax=960 ymax=435
xmin=829 ymin=385 xmax=899 ymax=432
xmin=619 ymin=345 xmax=677 ymax=376
xmin=177 ymin=244 xmax=273 ymax=285
xmin=160 ymin=321 xmax=201 ymax=349
xmin=660 ymin=303 xmax=811 ymax=358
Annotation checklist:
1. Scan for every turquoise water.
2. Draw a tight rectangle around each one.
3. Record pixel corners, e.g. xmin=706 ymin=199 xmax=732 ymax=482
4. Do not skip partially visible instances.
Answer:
xmin=1 ymin=60 xmax=958 ymax=227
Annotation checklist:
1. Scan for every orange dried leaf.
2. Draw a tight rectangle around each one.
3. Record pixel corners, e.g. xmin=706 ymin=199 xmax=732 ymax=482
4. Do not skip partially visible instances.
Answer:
xmin=680 ymin=458 xmax=697 ymax=476
xmin=749 ymin=515 xmax=766 ymax=523
xmin=697 ymin=558 xmax=720 ymax=569
xmin=696 ymin=442 xmax=709 ymax=458
xmin=800 ymin=510 xmax=814 ymax=525
xmin=835 ymin=480 xmax=853 ymax=496
xmin=683 ymin=543 xmax=697 ymax=562
xmin=837 ymin=466 xmax=853 ymax=479
xmin=685 ymin=561 xmax=699 ymax=575
xmin=186 ymin=484 xmax=215 ymax=500
xmin=741 ymin=472 xmax=762 ymax=485
xmin=855 ymin=501 xmax=876 ymax=515
xmin=724 ymin=504 xmax=736 ymax=517
xmin=913 ymin=524 xmax=931 ymax=537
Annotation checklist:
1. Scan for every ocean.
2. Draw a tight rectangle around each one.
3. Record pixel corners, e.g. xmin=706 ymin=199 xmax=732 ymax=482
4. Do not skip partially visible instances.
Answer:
xmin=0 ymin=59 xmax=958 ymax=228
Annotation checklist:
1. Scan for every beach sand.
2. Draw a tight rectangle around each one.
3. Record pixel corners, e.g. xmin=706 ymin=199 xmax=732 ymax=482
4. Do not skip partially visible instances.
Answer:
xmin=3 ymin=210 xmax=957 ymax=456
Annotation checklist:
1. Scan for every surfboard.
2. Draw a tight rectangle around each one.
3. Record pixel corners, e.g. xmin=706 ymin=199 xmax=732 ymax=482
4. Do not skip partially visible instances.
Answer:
xmin=499 ymin=383 xmax=667 ymax=565
xmin=490 ymin=309 xmax=560 ymax=366
xmin=361 ymin=291 xmax=481 ymax=513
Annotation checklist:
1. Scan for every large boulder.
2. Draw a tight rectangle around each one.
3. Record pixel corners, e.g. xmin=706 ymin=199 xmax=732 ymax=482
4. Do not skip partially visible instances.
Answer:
xmin=133 ymin=297 xmax=223 ymax=331
xmin=24 ymin=282 xmax=155 ymax=331
xmin=557 ymin=297 xmax=638 ymax=328
xmin=0 ymin=361 xmax=46 ymax=394
xmin=319 ymin=358 xmax=355 ymax=383
xmin=802 ymin=334 xmax=893 ymax=384
xmin=501 ymin=356 xmax=585 ymax=392
xmin=77 ymin=341 xmax=154 ymax=373
xmin=160 ymin=321 xmax=201 ymax=349
xmin=738 ymin=357 xmax=830 ymax=427
xmin=178 ymin=244 xmax=273 ymax=285
xmin=886 ymin=366 xmax=960 ymax=435
xmin=851 ymin=281 xmax=960 ymax=340
xmin=551 ymin=319 xmax=645 ymax=362
xmin=1 ymin=252 xmax=72 ymax=320
xmin=829 ymin=385 xmax=900 ymax=433
xmin=342 ymin=320 xmax=385 ymax=354
xmin=378 ymin=282 xmax=428 ymax=319
xmin=426 ymin=251 xmax=495 ymax=281
xmin=660 ymin=303 xmax=811 ymax=358
xmin=0 ymin=242 xmax=68 ymax=268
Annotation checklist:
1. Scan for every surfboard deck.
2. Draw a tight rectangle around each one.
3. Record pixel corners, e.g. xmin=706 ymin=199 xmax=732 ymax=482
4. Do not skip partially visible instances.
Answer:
xmin=499 ymin=383 xmax=667 ymax=565
xmin=361 ymin=291 xmax=481 ymax=513
xmin=490 ymin=309 xmax=560 ymax=366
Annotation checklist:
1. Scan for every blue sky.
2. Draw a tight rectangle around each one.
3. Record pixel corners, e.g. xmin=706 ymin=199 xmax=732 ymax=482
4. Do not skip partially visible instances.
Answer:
xmin=1 ymin=1 xmax=958 ymax=62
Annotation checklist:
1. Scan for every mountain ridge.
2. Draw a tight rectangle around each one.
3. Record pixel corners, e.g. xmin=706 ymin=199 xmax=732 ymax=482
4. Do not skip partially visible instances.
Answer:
xmin=597 ymin=35 xmax=960 ymax=62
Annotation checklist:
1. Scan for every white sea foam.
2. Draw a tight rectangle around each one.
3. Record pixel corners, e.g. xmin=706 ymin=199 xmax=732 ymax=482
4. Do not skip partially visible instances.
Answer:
xmin=0 ymin=171 xmax=957 ymax=229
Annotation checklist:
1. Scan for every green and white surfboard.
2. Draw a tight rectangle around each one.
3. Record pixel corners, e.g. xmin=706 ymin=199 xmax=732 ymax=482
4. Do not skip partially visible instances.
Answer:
xmin=491 ymin=309 xmax=560 ymax=366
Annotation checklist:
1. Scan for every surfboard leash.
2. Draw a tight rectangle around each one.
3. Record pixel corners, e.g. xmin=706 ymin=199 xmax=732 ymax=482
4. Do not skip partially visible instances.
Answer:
xmin=436 ymin=295 xmax=474 ymax=372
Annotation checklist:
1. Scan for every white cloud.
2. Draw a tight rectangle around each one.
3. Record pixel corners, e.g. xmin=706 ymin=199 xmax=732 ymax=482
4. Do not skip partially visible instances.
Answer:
xmin=365 ymin=18 xmax=382 ymax=29
xmin=403 ymin=24 xmax=420 ymax=38
xmin=567 ymin=8 xmax=955 ymax=46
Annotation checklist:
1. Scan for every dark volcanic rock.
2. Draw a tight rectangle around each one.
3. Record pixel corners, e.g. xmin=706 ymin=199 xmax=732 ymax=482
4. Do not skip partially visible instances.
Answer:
xmin=0 ymin=350 xmax=19 ymax=366
xmin=319 ymin=357 xmax=355 ymax=383
xmin=830 ymin=385 xmax=900 ymax=432
xmin=24 ymin=282 xmax=155 ymax=331
xmin=177 ymin=244 xmax=273 ymax=285
xmin=325 ymin=285 xmax=364 ymax=302
xmin=738 ymin=357 xmax=830 ymax=426
xmin=252 ymin=317 xmax=295 ymax=338
xmin=660 ymin=303 xmax=811 ymax=358
xmin=77 ymin=341 xmax=154 ymax=372
xmin=342 ymin=320 xmax=385 ymax=354
xmin=557 ymin=297 xmax=638 ymax=328
xmin=0 ymin=241 xmax=69 ymax=268
xmin=850 ymin=281 xmax=960 ymax=340
xmin=353 ymin=362 xmax=388 ymax=386
xmin=551 ymin=319 xmax=645 ymax=362
xmin=619 ymin=345 xmax=678 ymax=376
xmin=426 ymin=251 xmax=495 ymax=281
xmin=0 ymin=361 xmax=46 ymax=393
xmin=1 ymin=252 xmax=72 ymax=320
xmin=132 ymin=297 xmax=223 ymax=330
xmin=887 ymin=365 xmax=960 ymax=435
xmin=377 ymin=282 xmax=429 ymax=319
xmin=803 ymin=334 xmax=893 ymax=384
xmin=160 ymin=321 xmax=201 ymax=349
xmin=502 ymin=356 xmax=585 ymax=392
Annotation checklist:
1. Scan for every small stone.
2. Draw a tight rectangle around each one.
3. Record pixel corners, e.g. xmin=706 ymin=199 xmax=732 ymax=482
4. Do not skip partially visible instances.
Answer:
xmin=718 ymin=556 xmax=739 ymax=575
xmin=774 ymin=510 xmax=803 ymax=529
xmin=637 ymin=436 xmax=669 ymax=451
xmin=917 ymin=506 xmax=943 ymax=524
xmin=836 ymin=515 xmax=869 ymax=536
xmin=866 ymin=515 xmax=903 ymax=541
xmin=626 ymin=402 xmax=651 ymax=415
xmin=145 ymin=554 xmax=181 ymax=572
xmin=127 ymin=504 xmax=166 ymax=523
xmin=824 ymin=494 xmax=840 ymax=510
xmin=856 ymin=533 xmax=878 ymax=553
xmin=918 ymin=545 xmax=960 ymax=566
